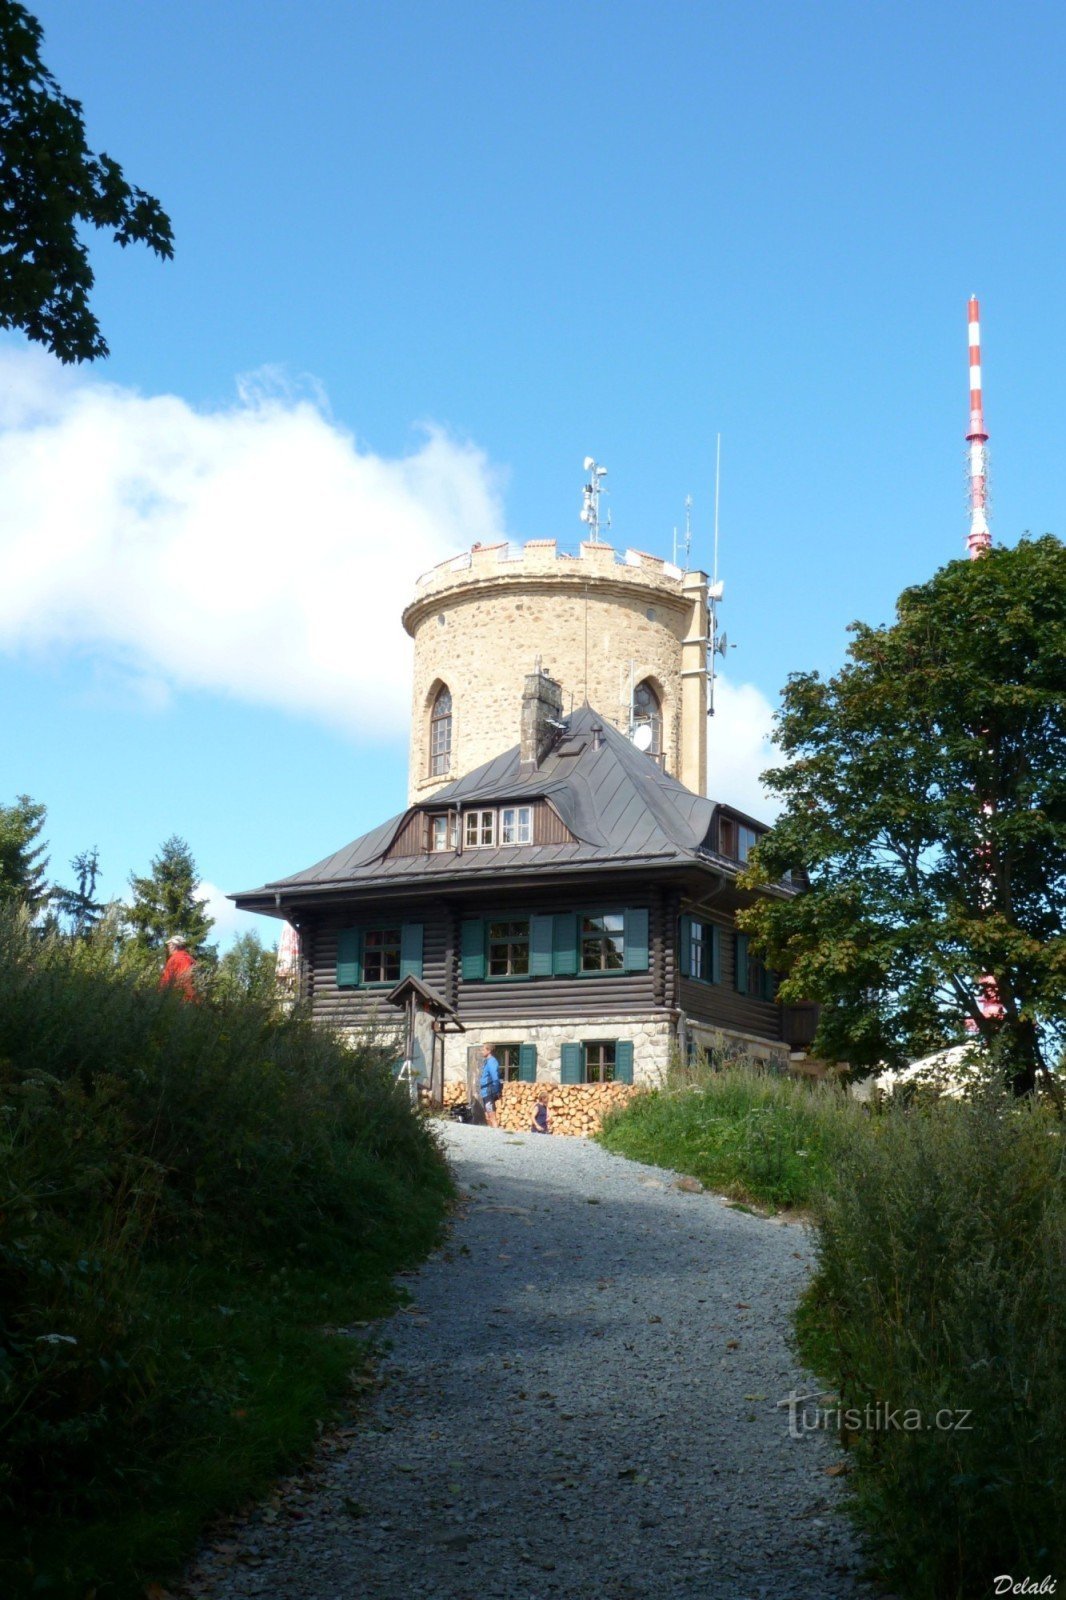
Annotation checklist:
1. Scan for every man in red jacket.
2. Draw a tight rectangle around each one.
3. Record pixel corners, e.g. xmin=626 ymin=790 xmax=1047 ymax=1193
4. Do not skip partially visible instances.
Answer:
xmin=159 ymin=935 xmax=197 ymax=1001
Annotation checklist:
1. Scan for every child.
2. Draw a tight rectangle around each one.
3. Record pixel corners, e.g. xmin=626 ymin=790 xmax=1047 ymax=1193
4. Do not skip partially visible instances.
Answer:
xmin=530 ymin=1087 xmax=550 ymax=1134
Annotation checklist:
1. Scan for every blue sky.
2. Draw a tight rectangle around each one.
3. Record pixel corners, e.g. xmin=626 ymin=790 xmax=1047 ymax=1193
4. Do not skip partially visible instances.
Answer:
xmin=2 ymin=0 xmax=1063 ymax=945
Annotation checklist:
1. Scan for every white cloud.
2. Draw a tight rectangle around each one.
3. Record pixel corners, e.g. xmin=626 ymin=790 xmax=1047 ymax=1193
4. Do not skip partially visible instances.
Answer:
xmin=0 ymin=343 xmax=505 ymax=735
xmin=706 ymin=674 xmax=781 ymax=820
xmin=0 ymin=343 xmax=785 ymax=827
xmin=196 ymin=878 xmax=276 ymax=950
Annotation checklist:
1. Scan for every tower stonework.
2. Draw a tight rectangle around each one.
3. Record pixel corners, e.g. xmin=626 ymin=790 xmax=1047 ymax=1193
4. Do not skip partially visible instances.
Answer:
xmin=402 ymin=539 xmax=709 ymax=803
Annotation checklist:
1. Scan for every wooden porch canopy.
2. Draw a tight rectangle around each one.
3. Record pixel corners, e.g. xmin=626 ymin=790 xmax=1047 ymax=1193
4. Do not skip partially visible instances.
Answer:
xmin=385 ymin=974 xmax=464 ymax=1106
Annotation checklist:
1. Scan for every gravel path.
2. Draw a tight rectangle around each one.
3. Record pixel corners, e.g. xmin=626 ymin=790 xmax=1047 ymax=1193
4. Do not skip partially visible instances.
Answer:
xmin=189 ymin=1124 xmax=867 ymax=1600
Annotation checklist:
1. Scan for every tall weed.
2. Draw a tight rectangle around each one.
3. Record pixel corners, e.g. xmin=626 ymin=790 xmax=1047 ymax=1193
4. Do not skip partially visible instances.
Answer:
xmin=804 ymin=1096 xmax=1065 ymax=1597
xmin=598 ymin=1064 xmax=856 ymax=1210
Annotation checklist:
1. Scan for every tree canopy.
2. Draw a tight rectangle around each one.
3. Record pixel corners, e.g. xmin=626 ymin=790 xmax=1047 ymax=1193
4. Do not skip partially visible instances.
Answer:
xmin=126 ymin=835 xmax=214 ymax=958
xmin=0 ymin=0 xmax=173 ymax=361
xmin=740 ymin=535 xmax=1066 ymax=1091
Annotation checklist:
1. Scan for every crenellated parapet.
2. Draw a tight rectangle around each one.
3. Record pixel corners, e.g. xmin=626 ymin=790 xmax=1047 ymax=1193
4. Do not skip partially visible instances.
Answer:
xmin=403 ymin=539 xmax=708 ymax=803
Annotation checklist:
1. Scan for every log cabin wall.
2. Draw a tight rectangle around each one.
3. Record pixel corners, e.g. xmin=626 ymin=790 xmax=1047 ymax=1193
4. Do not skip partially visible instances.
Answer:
xmin=305 ymin=899 xmax=451 ymax=1029
xmin=300 ymin=881 xmax=783 ymax=1045
xmin=302 ymin=882 xmax=663 ymax=1029
xmin=678 ymin=909 xmax=784 ymax=1042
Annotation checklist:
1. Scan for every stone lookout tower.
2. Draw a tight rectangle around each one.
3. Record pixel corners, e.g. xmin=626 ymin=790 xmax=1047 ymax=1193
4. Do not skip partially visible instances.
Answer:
xmin=402 ymin=538 xmax=709 ymax=804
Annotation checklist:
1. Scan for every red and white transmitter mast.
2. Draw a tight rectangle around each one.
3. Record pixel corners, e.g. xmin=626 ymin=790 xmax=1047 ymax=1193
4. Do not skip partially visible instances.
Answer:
xmin=966 ymin=295 xmax=992 ymax=557
xmin=964 ymin=295 xmax=1003 ymax=1026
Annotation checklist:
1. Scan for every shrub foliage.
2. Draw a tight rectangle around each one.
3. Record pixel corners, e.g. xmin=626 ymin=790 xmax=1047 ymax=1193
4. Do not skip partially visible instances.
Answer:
xmin=0 ymin=909 xmax=451 ymax=1596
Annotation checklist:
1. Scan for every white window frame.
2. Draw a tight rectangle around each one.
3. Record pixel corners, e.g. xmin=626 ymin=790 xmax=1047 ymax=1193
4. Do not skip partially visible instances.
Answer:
xmin=500 ymin=805 xmax=532 ymax=846
xmin=430 ymin=814 xmax=458 ymax=852
xmin=464 ymin=809 xmax=496 ymax=848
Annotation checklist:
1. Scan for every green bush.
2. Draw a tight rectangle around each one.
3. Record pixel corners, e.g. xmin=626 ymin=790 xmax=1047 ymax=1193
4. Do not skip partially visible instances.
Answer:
xmin=0 ymin=910 xmax=452 ymax=1596
xmin=801 ymin=1096 xmax=1066 ymax=1598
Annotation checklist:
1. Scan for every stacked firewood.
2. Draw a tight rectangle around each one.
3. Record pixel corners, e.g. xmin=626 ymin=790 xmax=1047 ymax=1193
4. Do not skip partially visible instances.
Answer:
xmin=440 ymin=1079 xmax=640 ymax=1137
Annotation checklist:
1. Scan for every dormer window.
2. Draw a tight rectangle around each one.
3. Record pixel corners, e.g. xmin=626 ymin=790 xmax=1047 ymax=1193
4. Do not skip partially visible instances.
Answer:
xmin=500 ymin=805 xmax=532 ymax=845
xmin=719 ymin=815 xmax=761 ymax=863
xmin=430 ymin=686 xmax=453 ymax=776
xmin=465 ymin=809 xmax=496 ymax=847
xmin=430 ymin=814 xmax=458 ymax=852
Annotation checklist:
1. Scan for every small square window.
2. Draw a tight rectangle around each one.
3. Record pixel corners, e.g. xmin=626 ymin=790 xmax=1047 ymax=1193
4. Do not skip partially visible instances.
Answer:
xmin=363 ymin=927 xmax=401 ymax=984
xmin=488 ymin=919 xmax=530 ymax=977
xmin=581 ymin=912 xmax=625 ymax=971
xmin=495 ymin=1043 xmax=523 ymax=1082
xmin=584 ymin=1041 xmax=617 ymax=1083
xmin=500 ymin=805 xmax=532 ymax=845
xmin=465 ymin=810 xmax=496 ymax=847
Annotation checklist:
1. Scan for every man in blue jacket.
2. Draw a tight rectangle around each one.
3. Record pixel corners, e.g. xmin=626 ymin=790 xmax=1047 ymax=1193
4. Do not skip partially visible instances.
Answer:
xmin=479 ymin=1042 xmax=503 ymax=1128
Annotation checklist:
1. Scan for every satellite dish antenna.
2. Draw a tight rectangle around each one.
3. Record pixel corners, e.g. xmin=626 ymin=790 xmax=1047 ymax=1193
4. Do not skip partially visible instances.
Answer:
xmin=632 ymin=723 xmax=653 ymax=752
xmin=715 ymin=632 xmax=729 ymax=657
xmin=583 ymin=456 xmax=595 ymax=471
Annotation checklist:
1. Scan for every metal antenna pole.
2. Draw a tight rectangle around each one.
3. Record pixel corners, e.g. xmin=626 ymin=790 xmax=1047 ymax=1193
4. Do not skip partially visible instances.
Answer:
xmin=713 ymin=433 xmax=721 ymax=586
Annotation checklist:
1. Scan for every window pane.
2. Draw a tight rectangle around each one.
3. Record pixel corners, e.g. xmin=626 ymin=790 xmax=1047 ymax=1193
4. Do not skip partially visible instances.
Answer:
xmin=480 ymin=813 xmax=494 ymax=845
xmin=501 ymin=808 xmax=515 ymax=844
xmin=691 ymin=921 xmax=705 ymax=980
xmin=431 ymin=816 xmax=447 ymax=850
xmin=517 ymin=806 xmax=531 ymax=843
xmin=363 ymin=927 xmax=401 ymax=983
xmin=488 ymin=919 xmax=529 ymax=976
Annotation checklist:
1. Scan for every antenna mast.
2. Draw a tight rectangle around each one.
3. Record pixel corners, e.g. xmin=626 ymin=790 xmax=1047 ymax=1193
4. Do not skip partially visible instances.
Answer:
xmin=707 ymin=434 xmax=727 ymax=716
xmin=966 ymin=297 xmax=991 ymax=558
xmin=580 ymin=456 xmax=609 ymax=543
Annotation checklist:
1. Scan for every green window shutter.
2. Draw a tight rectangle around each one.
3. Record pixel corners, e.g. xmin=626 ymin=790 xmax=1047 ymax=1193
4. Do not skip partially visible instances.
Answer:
xmin=336 ymin=927 xmax=362 ymax=988
xmin=623 ymin=907 xmax=650 ymax=972
xmin=529 ymin=915 xmax=554 ymax=977
xmin=711 ymin=924 xmax=722 ymax=985
xmin=560 ymin=1042 xmax=584 ymax=1083
xmin=614 ymin=1040 xmax=634 ymax=1084
xmin=678 ymin=914 xmax=693 ymax=978
xmin=735 ymin=931 xmax=749 ymax=995
xmin=460 ymin=919 xmax=485 ymax=981
xmin=400 ymin=922 xmax=424 ymax=979
xmin=518 ymin=1042 xmax=537 ymax=1081
xmin=552 ymin=913 xmax=578 ymax=976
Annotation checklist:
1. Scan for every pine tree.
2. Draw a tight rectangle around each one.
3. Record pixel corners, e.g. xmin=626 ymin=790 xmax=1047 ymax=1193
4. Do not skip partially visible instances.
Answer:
xmin=126 ymin=835 xmax=215 ymax=957
xmin=51 ymin=846 xmax=104 ymax=936
xmin=0 ymin=793 xmax=49 ymax=912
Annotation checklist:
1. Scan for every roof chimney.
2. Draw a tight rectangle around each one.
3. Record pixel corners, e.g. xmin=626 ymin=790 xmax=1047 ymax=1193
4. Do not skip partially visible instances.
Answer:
xmin=520 ymin=670 xmax=563 ymax=768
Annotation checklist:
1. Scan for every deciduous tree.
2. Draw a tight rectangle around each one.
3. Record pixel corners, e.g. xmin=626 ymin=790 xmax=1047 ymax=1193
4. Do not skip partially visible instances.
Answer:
xmin=740 ymin=536 xmax=1066 ymax=1093
xmin=0 ymin=0 xmax=173 ymax=361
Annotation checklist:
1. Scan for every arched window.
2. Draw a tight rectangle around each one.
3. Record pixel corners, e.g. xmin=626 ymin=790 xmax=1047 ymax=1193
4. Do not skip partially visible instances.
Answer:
xmin=633 ymin=679 xmax=662 ymax=757
xmin=429 ymin=685 xmax=453 ymax=776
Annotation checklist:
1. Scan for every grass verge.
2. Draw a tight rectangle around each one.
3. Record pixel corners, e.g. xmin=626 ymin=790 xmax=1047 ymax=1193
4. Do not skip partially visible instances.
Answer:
xmin=597 ymin=1063 xmax=855 ymax=1211
xmin=0 ymin=912 xmax=453 ymax=1599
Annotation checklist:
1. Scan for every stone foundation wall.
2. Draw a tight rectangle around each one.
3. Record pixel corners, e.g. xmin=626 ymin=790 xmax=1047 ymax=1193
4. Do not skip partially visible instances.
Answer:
xmin=444 ymin=1012 xmax=674 ymax=1088
xmin=686 ymin=1020 xmax=791 ymax=1072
